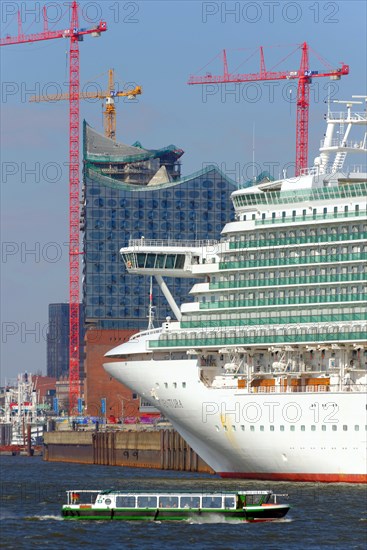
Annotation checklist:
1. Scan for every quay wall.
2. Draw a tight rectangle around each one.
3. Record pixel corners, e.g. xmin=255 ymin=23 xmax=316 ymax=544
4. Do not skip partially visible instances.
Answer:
xmin=43 ymin=430 xmax=214 ymax=474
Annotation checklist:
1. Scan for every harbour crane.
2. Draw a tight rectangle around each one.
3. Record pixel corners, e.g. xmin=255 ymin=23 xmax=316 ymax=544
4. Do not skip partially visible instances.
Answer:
xmin=188 ymin=42 xmax=349 ymax=176
xmin=30 ymin=69 xmax=142 ymax=141
xmin=1 ymin=2 xmax=107 ymax=414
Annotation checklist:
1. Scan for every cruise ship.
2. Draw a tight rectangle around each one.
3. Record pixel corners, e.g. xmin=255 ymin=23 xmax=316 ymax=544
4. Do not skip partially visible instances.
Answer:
xmin=104 ymin=98 xmax=367 ymax=482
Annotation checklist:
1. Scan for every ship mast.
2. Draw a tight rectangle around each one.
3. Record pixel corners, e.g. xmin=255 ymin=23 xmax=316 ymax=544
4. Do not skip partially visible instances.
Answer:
xmin=147 ymin=277 xmax=155 ymax=330
xmin=318 ymin=97 xmax=367 ymax=174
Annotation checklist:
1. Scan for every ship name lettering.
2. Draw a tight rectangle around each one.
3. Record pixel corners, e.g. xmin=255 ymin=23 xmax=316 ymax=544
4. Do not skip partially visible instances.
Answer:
xmin=161 ymin=399 xmax=183 ymax=409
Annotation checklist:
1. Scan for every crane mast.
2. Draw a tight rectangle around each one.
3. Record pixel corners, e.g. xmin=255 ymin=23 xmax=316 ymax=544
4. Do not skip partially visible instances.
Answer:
xmin=105 ymin=69 xmax=116 ymax=139
xmin=296 ymin=42 xmax=310 ymax=177
xmin=69 ymin=3 xmax=81 ymax=414
xmin=1 ymin=2 xmax=107 ymax=415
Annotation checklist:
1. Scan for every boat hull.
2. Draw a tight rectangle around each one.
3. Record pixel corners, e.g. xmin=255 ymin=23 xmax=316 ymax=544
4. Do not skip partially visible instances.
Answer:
xmin=62 ymin=506 xmax=289 ymax=522
xmin=219 ymin=472 xmax=367 ymax=483
xmin=104 ymin=358 xmax=367 ymax=483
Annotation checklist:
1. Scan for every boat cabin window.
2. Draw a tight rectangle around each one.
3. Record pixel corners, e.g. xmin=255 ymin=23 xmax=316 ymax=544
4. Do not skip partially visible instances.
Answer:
xmin=159 ymin=496 xmax=179 ymax=508
xmin=116 ymin=496 xmax=136 ymax=508
xmin=165 ymin=255 xmax=175 ymax=268
xmin=224 ymin=496 xmax=235 ymax=509
xmin=137 ymin=496 xmax=157 ymax=508
xmin=202 ymin=496 xmax=222 ymax=508
xmin=245 ymin=493 xmax=271 ymax=505
xmin=181 ymin=496 xmax=200 ymax=508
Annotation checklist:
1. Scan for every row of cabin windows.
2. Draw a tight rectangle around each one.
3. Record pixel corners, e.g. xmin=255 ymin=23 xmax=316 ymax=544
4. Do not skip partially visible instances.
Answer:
xmin=243 ymin=204 xmax=362 ymax=221
xmin=232 ymin=223 xmax=366 ymax=243
xmin=224 ymin=246 xmax=366 ymax=263
xmin=217 ymin=424 xmax=366 ymax=432
xmin=211 ymin=264 xmax=365 ymax=286
xmin=217 ymin=264 xmax=364 ymax=280
xmin=114 ymin=495 xmax=235 ymax=509
xmin=201 ymin=285 xmax=365 ymax=302
xmin=159 ymin=382 xmax=186 ymax=389
xmin=187 ymin=305 xmax=363 ymax=321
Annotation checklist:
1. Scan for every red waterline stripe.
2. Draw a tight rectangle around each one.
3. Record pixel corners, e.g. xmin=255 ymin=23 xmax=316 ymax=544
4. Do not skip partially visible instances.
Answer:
xmin=218 ymin=472 xmax=367 ymax=483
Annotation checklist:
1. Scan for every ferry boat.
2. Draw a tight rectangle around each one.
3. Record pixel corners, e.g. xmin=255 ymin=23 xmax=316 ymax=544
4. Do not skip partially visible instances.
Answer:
xmin=62 ymin=489 xmax=289 ymax=521
xmin=104 ymin=97 xmax=367 ymax=482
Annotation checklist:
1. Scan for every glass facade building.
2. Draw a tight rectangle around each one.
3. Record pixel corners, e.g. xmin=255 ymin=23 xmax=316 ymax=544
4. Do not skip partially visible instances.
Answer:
xmin=46 ymin=303 xmax=85 ymax=379
xmin=82 ymin=123 xmax=238 ymax=329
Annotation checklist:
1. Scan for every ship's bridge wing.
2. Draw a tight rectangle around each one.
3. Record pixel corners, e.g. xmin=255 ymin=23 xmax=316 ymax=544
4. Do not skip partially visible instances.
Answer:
xmin=120 ymin=238 xmax=219 ymax=278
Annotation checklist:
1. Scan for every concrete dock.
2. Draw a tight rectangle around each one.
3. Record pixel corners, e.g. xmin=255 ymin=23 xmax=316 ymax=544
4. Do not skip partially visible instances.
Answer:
xmin=43 ymin=429 xmax=214 ymax=474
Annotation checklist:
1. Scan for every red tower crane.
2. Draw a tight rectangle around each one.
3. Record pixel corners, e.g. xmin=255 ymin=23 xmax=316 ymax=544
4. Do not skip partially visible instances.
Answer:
xmin=1 ymin=2 xmax=107 ymax=414
xmin=188 ymin=42 xmax=349 ymax=176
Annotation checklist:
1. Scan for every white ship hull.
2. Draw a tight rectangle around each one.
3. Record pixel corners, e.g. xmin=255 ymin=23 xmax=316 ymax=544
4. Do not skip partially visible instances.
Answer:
xmin=104 ymin=358 xmax=367 ymax=482
xmin=105 ymin=98 xmax=367 ymax=482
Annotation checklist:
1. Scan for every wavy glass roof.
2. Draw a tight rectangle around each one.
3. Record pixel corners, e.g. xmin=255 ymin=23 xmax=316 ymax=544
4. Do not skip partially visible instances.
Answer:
xmin=84 ymin=121 xmax=184 ymax=164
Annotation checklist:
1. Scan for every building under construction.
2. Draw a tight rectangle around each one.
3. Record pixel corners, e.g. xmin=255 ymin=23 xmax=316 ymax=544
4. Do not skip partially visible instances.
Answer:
xmin=84 ymin=122 xmax=183 ymax=186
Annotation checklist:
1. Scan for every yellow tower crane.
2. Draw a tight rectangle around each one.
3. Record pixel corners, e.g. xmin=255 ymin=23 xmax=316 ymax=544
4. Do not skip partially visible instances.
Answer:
xmin=30 ymin=68 xmax=142 ymax=140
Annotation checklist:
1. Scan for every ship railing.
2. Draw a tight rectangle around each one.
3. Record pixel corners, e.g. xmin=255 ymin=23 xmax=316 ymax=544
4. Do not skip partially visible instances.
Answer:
xmin=320 ymin=138 xmax=366 ymax=149
xmin=342 ymin=383 xmax=367 ymax=393
xmin=299 ymin=164 xmax=367 ymax=177
xmin=205 ymin=381 xmax=367 ymax=393
xmin=130 ymin=327 xmax=162 ymax=340
xmin=128 ymin=238 xmax=218 ymax=249
xmin=347 ymin=164 xmax=367 ymax=173
xmin=286 ymin=383 xmax=367 ymax=393
xmin=327 ymin=111 xmax=367 ymax=121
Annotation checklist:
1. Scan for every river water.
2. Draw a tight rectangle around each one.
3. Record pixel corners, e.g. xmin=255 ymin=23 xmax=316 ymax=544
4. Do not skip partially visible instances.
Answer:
xmin=0 ymin=456 xmax=366 ymax=549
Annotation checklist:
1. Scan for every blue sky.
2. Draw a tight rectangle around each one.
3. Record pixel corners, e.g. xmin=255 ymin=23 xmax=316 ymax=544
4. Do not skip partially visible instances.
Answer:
xmin=1 ymin=0 xmax=366 ymax=383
